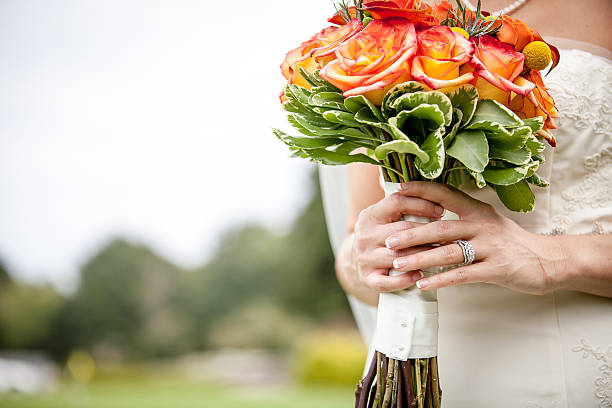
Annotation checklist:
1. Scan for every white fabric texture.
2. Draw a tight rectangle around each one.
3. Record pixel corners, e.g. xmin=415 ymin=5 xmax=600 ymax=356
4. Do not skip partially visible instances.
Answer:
xmin=319 ymin=48 xmax=612 ymax=407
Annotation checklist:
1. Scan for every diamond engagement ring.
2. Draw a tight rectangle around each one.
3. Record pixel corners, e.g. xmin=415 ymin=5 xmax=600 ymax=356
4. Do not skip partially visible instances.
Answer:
xmin=456 ymin=240 xmax=475 ymax=266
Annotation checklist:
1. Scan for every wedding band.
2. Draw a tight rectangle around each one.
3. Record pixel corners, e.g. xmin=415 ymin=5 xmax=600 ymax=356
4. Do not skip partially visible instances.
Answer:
xmin=456 ymin=240 xmax=475 ymax=266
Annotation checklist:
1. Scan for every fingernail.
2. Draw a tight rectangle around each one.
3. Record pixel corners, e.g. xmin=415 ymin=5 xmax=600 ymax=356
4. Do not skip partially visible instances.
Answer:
xmin=385 ymin=236 xmax=400 ymax=249
xmin=434 ymin=205 xmax=444 ymax=216
xmin=393 ymin=258 xmax=408 ymax=270
xmin=416 ymin=278 xmax=429 ymax=289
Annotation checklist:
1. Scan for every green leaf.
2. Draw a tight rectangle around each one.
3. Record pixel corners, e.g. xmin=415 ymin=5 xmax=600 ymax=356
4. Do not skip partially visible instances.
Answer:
xmin=382 ymin=81 xmax=425 ymax=119
xmin=446 ymin=169 xmax=463 ymax=189
xmin=394 ymin=104 xmax=447 ymax=132
xmin=445 ymin=84 xmax=478 ymax=125
xmin=335 ymin=141 xmax=363 ymax=155
xmin=288 ymin=114 xmax=341 ymax=136
xmin=444 ymin=108 xmax=463 ymax=148
xmin=469 ymin=99 xmax=522 ymax=127
xmin=524 ymin=134 xmax=545 ymax=155
xmin=305 ymin=148 xmax=379 ymax=166
xmin=482 ymin=165 xmax=530 ymax=185
xmin=287 ymin=115 xmax=316 ymax=136
xmin=526 ymin=172 xmax=550 ymax=187
xmin=465 ymin=120 xmax=511 ymax=136
xmin=469 ymin=170 xmax=486 ymax=188
xmin=374 ymin=139 xmax=427 ymax=162
xmin=286 ymin=84 xmax=312 ymax=106
xmin=354 ymin=107 xmax=392 ymax=134
xmin=494 ymin=181 xmax=536 ymax=212
xmin=392 ymin=91 xmax=453 ymax=126
xmin=414 ymin=128 xmax=445 ymax=179
xmin=488 ymin=147 xmax=531 ymax=165
xmin=273 ymin=129 xmax=343 ymax=149
xmin=447 ymin=129 xmax=489 ymax=173
xmin=486 ymin=126 xmax=531 ymax=150
xmin=336 ymin=127 xmax=378 ymax=140
xmin=308 ymin=92 xmax=346 ymax=110
xmin=322 ymin=110 xmax=363 ymax=127
xmin=344 ymin=95 xmax=384 ymax=121
xmin=522 ymin=117 xmax=544 ymax=133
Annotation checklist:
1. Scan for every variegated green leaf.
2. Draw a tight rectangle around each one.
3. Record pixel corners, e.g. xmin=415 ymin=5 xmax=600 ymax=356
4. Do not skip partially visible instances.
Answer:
xmin=444 ymin=84 xmax=478 ymax=125
xmin=526 ymin=173 xmax=550 ymax=187
xmin=322 ymin=110 xmax=363 ymax=127
xmin=414 ymin=128 xmax=445 ymax=179
xmin=392 ymin=91 xmax=453 ymax=127
xmin=394 ymin=104 xmax=446 ymax=131
xmin=522 ymin=117 xmax=545 ymax=133
xmin=382 ymin=81 xmax=425 ymax=119
xmin=469 ymin=170 xmax=486 ymax=188
xmin=344 ymin=95 xmax=384 ymax=121
xmin=374 ymin=139 xmax=428 ymax=162
xmin=486 ymin=126 xmax=531 ymax=150
xmin=444 ymin=108 xmax=463 ymax=149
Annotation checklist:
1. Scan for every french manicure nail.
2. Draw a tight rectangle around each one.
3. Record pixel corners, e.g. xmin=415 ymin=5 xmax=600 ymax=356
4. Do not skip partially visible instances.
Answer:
xmin=385 ymin=236 xmax=400 ymax=249
xmin=393 ymin=258 xmax=408 ymax=270
xmin=416 ymin=279 xmax=429 ymax=289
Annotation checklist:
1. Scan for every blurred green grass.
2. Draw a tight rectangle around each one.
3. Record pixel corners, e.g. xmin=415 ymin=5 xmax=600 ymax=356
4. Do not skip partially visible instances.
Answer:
xmin=0 ymin=378 xmax=354 ymax=408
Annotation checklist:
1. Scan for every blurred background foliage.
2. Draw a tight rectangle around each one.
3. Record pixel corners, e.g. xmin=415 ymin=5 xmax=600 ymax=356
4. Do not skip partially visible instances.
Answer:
xmin=0 ymin=170 xmax=367 ymax=406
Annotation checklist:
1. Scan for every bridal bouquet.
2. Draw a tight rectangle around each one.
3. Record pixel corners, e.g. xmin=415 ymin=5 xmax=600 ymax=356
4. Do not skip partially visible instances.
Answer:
xmin=274 ymin=1 xmax=559 ymax=406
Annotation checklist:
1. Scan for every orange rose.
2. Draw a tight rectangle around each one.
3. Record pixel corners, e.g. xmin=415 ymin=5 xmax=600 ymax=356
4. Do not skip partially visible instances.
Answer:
xmin=319 ymin=18 xmax=417 ymax=105
xmin=497 ymin=15 xmax=560 ymax=71
xmin=280 ymin=19 xmax=363 ymax=89
xmin=363 ymin=0 xmax=437 ymax=27
xmin=410 ymin=25 xmax=474 ymax=89
xmin=470 ymin=35 xmax=535 ymax=96
xmin=510 ymin=70 xmax=558 ymax=146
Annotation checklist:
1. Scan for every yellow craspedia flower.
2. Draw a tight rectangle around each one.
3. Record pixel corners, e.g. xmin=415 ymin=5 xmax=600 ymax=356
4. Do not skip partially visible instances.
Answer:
xmin=523 ymin=41 xmax=552 ymax=71
xmin=450 ymin=27 xmax=469 ymax=40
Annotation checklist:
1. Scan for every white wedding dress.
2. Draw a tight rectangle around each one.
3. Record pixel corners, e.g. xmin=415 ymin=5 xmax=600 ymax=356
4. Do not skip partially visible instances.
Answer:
xmin=319 ymin=46 xmax=612 ymax=407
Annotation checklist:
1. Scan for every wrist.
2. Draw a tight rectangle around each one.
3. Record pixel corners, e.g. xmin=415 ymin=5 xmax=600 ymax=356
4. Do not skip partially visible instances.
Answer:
xmin=535 ymin=233 xmax=572 ymax=292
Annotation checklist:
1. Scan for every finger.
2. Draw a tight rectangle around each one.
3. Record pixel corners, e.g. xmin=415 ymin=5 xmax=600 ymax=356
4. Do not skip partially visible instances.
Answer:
xmin=397 ymin=181 xmax=485 ymax=217
xmin=370 ymin=193 xmax=444 ymax=223
xmin=392 ymin=240 xmax=483 ymax=272
xmin=372 ymin=220 xmax=428 ymax=247
xmin=364 ymin=270 xmax=424 ymax=292
xmin=385 ymin=220 xmax=478 ymax=249
xmin=367 ymin=246 xmax=434 ymax=269
xmin=415 ymin=262 xmax=491 ymax=290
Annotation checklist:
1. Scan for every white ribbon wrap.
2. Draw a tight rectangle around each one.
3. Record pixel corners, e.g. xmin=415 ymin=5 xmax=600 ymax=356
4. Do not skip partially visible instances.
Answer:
xmin=371 ymin=182 xmax=451 ymax=360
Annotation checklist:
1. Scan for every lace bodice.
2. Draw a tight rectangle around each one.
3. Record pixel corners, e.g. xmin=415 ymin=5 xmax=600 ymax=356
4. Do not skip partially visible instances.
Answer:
xmin=461 ymin=49 xmax=612 ymax=236
xmin=545 ymin=50 xmax=612 ymax=235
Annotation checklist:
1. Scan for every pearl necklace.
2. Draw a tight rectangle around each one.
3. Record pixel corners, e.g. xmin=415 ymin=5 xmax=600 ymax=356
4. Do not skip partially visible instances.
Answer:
xmin=461 ymin=0 xmax=529 ymax=16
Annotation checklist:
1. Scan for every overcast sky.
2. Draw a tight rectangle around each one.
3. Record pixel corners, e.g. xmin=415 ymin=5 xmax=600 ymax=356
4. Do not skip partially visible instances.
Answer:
xmin=0 ymin=0 xmax=336 ymax=291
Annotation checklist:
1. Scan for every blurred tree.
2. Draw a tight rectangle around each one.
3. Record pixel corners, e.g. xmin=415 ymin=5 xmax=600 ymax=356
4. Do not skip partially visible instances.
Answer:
xmin=54 ymin=239 xmax=190 ymax=358
xmin=0 ymin=282 xmax=65 ymax=349
xmin=0 ymin=259 xmax=9 ymax=287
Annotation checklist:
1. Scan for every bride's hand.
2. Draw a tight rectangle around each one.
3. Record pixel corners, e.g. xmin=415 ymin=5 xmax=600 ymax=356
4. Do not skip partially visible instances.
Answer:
xmin=386 ymin=181 xmax=566 ymax=295
xmin=351 ymin=191 xmax=445 ymax=292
